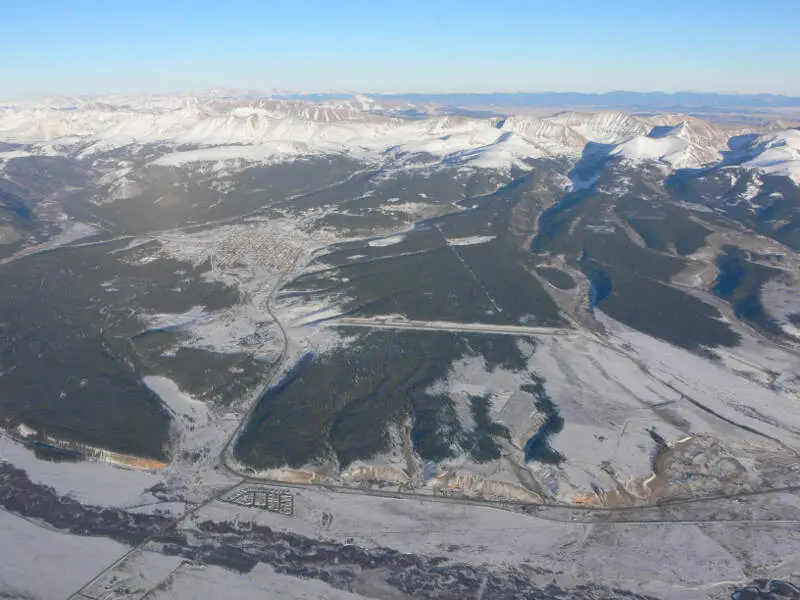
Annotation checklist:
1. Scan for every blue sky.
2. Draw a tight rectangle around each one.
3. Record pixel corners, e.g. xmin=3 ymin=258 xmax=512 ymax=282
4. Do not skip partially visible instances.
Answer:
xmin=3 ymin=0 xmax=799 ymax=98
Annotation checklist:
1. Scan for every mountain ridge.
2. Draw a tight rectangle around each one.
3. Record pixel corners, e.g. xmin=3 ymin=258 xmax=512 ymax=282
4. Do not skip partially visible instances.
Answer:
xmin=0 ymin=95 xmax=798 ymax=183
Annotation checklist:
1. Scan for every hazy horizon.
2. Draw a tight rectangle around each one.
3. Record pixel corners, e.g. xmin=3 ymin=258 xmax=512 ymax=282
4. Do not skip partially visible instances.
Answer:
xmin=5 ymin=89 xmax=800 ymax=107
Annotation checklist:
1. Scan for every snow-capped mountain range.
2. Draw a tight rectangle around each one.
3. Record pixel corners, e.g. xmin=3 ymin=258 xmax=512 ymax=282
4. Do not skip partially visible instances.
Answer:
xmin=1 ymin=94 xmax=798 ymax=182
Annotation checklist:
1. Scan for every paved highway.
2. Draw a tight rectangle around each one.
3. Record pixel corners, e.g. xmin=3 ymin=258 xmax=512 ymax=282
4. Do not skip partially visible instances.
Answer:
xmin=228 ymin=474 xmax=800 ymax=523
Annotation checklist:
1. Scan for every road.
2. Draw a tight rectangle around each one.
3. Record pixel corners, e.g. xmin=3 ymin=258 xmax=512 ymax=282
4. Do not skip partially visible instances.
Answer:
xmin=326 ymin=316 xmax=577 ymax=337
xmin=228 ymin=473 xmax=800 ymax=522
xmin=62 ymin=478 xmax=245 ymax=600
xmin=218 ymin=251 xmax=302 ymax=475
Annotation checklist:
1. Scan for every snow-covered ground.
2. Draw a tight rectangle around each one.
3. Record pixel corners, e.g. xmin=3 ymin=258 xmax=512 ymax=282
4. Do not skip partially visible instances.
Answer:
xmin=136 ymin=220 xmax=342 ymax=360
xmin=761 ymin=277 xmax=800 ymax=339
xmin=146 ymin=561 xmax=362 ymax=600
xmin=0 ymin=509 xmax=129 ymax=600
xmin=0 ymin=431 xmax=161 ymax=507
xmin=80 ymin=545 xmax=185 ymax=600
xmin=366 ymin=233 xmax=406 ymax=247
xmin=744 ymin=129 xmax=800 ymax=183
xmin=143 ymin=373 xmax=245 ymax=504
xmin=190 ymin=483 xmax=800 ymax=599
xmin=611 ymin=134 xmax=690 ymax=166
xmin=150 ymin=142 xmax=308 ymax=168
xmin=598 ymin=314 xmax=800 ymax=450
xmin=446 ymin=235 xmax=497 ymax=246
xmin=144 ymin=376 xmax=209 ymax=431
xmin=0 ymin=217 xmax=98 ymax=266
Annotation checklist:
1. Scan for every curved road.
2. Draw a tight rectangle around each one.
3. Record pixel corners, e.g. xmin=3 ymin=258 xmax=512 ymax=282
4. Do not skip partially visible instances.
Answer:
xmin=219 ymin=250 xmax=302 ymax=474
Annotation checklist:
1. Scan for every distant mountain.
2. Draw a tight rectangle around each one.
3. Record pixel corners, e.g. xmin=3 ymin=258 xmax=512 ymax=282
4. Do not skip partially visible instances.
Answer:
xmin=276 ymin=91 xmax=800 ymax=111
xmin=1 ymin=95 xmax=797 ymax=182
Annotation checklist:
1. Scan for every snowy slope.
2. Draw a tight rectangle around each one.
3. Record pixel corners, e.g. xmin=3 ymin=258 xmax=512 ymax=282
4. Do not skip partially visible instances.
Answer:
xmin=610 ymin=134 xmax=690 ymax=165
xmin=501 ymin=116 xmax=587 ymax=155
xmin=546 ymin=110 xmax=649 ymax=143
xmin=608 ymin=117 xmax=748 ymax=168
xmin=743 ymin=129 xmax=800 ymax=183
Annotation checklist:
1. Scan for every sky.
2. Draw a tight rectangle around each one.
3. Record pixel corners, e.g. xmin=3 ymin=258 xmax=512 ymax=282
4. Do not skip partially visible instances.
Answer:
xmin=3 ymin=0 xmax=799 ymax=99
